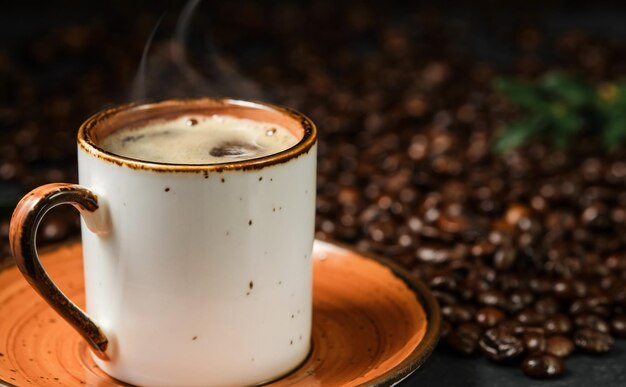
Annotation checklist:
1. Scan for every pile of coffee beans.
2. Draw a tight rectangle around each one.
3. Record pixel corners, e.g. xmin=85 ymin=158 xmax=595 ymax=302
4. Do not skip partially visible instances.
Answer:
xmin=2 ymin=1 xmax=626 ymax=379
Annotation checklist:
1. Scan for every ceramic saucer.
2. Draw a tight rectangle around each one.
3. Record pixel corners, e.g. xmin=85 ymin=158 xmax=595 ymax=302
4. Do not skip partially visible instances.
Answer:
xmin=0 ymin=240 xmax=440 ymax=386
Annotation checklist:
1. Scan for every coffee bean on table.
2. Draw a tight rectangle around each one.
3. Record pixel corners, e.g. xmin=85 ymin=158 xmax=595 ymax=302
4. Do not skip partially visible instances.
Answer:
xmin=553 ymin=280 xmax=575 ymax=299
xmin=535 ymin=297 xmax=559 ymax=316
xmin=441 ymin=305 xmax=474 ymax=323
xmin=507 ymin=291 xmax=534 ymax=313
xmin=523 ymin=331 xmax=547 ymax=353
xmin=573 ymin=329 xmax=614 ymax=353
xmin=574 ymin=314 xmax=610 ymax=333
xmin=498 ymin=319 xmax=526 ymax=336
xmin=493 ymin=247 xmax=516 ymax=270
xmin=610 ymin=315 xmax=626 ymax=337
xmin=516 ymin=309 xmax=545 ymax=326
xmin=546 ymin=335 xmax=575 ymax=358
xmin=447 ymin=322 xmax=482 ymax=354
xmin=569 ymin=296 xmax=611 ymax=317
xmin=476 ymin=307 xmax=505 ymax=328
xmin=479 ymin=328 xmax=525 ymax=362
xmin=477 ymin=289 xmax=505 ymax=307
xmin=521 ymin=353 xmax=565 ymax=378
xmin=544 ymin=314 xmax=573 ymax=335
xmin=529 ymin=278 xmax=552 ymax=294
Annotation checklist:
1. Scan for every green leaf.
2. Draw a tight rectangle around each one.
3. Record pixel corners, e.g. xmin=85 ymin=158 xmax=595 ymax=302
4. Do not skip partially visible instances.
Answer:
xmin=603 ymin=120 xmax=626 ymax=147
xmin=540 ymin=72 xmax=595 ymax=108
xmin=494 ymin=77 xmax=547 ymax=113
xmin=493 ymin=118 xmax=544 ymax=153
xmin=550 ymin=114 xmax=584 ymax=149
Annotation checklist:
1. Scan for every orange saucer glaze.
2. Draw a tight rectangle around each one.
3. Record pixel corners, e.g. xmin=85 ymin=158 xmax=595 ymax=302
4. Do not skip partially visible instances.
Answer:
xmin=0 ymin=241 xmax=439 ymax=386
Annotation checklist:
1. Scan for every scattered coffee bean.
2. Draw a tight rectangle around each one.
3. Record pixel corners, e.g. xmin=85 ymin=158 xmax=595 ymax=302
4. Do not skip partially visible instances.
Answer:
xmin=476 ymin=307 xmax=505 ymax=328
xmin=546 ymin=335 xmax=575 ymax=358
xmin=535 ymin=297 xmax=559 ymax=316
xmin=523 ymin=332 xmax=547 ymax=353
xmin=441 ymin=305 xmax=474 ymax=324
xmin=516 ymin=309 xmax=545 ymax=326
xmin=544 ymin=314 xmax=573 ymax=335
xmin=574 ymin=329 xmax=614 ymax=353
xmin=498 ymin=319 xmax=526 ymax=336
xmin=447 ymin=322 xmax=482 ymax=354
xmin=479 ymin=328 xmax=525 ymax=362
xmin=521 ymin=353 xmax=565 ymax=378
xmin=477 ymin=289 xmax=505 ymax=307
xmin=570 ymin=297 xmax=611 ymax=317
xmin=574 ymin=314 xmax=610 ymax=333
xmin=610 ymin=315 xmax=626 ymax=338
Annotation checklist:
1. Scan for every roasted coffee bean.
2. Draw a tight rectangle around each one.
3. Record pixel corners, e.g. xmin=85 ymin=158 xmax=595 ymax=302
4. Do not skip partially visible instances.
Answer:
xmin=553 ymin=280 xmax=575 ymax=299
xmin=493 ymin=248 xmax=516 ymax=270
xmin=476 ymin=307 xmax=506 ymax=328
xmin=498 ymin=319 xmax=526 ymax=336
xmin=573 ymin=329 xmax=614 ymax=353
xmin=546 ymin=335 xmax=575 ymax=358
xmin=479 ymin=328 xmax=524 ymax=362
xmin=505 ymin=204 xmax=530 ymax=226
xmin=574 ymin=314 xmax=610 ymax=333
xmin=523 ymin=332 xmax=546 ymax=353
xmin=535 ymin=297 xmax=559 ymax=316
xmin=428 ymin=273 xmax=458 ymax=291
xmin=517 ymin=309 xmax=545 ymax=326
xmin=610 ymin=315 xmax=626 ymax=337
xmin=507 ymin=291 xmax=534 ymax=313
xmin=581 ymin=203 xmax=612 ymax=231
xmin=470 ymin=241 xmax=495 ymax=258
xmin=521 ymin=354 xmax=565 ymax=378
xmin=529 ymin=278 xmax=552 ymax=294
xmin=477 ymin=289 xmax=505 ymax=307
xmin=569 ymin=296 xmax=611 ymax=317
xmin=447 ymin=322 xmax=482 ymax=354
xmin=544 ymin=314 xmax=573 ymax=335
xmin=416 ymin=243 xmax=450 ymax=264
xmin=441 ymin=305 xmax=474 ymax=324
xmin=498 ymin=273 xmax=523 ymax=292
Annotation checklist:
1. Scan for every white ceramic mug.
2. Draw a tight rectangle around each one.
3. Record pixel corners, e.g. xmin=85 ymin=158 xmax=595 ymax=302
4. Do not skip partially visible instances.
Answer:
xmin=9 ymin=98 xmax=317 ymax=386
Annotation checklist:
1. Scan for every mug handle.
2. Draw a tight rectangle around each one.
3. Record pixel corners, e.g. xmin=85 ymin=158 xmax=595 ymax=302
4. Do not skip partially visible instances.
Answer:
xmin=9 ymin=183 xmax=110 ymax=360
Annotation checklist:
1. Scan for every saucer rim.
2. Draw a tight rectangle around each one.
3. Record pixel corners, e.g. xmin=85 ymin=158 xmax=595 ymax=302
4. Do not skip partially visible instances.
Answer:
xmin=315 ymin=238 xmax=441 ymax=386
xmin=0 ymin=238 xmax=441 ymax=387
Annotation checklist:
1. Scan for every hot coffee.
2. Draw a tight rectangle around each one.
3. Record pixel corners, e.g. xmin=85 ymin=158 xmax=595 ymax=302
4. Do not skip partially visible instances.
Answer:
xmin=99 ymin=115 xmax=299 ymax=164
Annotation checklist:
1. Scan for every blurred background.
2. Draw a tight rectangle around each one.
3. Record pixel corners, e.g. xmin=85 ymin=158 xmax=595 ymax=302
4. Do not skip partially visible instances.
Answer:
xmin=2 ymin=0 xmax=626 ymax=383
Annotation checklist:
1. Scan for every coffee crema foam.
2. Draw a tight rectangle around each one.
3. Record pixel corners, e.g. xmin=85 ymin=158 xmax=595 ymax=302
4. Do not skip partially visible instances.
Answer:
xmin=99 ymin=115 xmax=299 ymax=164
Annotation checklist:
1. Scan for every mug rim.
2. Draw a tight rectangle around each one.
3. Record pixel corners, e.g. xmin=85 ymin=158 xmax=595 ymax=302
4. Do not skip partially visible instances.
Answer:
xmin=77 ymin=98 xmax=317 ymax=172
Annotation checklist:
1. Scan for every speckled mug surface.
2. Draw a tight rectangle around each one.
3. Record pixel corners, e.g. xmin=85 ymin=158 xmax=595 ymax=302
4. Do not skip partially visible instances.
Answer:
xmin=9 ymin=98 xmax=317 ymax=386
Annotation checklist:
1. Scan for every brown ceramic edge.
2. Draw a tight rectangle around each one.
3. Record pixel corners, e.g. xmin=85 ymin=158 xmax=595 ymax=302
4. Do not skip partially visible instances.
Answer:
xmin=0 ymin=379 xmax=17 ymax=387
xmin=77 ymin=98 xmax=318 ymax=173
xmin=319 ymin=238 xmax=441 ymax=387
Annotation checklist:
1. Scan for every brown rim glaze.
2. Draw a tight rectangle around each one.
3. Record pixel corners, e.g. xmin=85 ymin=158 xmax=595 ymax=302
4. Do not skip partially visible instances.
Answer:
xmin=77 ymin=98 xmax=317 ymax=172
xmin=0 ymin=240 xmax=440 ymax=386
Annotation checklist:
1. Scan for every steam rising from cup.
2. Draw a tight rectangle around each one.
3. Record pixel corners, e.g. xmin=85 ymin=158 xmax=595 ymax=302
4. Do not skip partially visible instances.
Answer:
xmin=130 ymin=0 xmax=263 ymax=102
